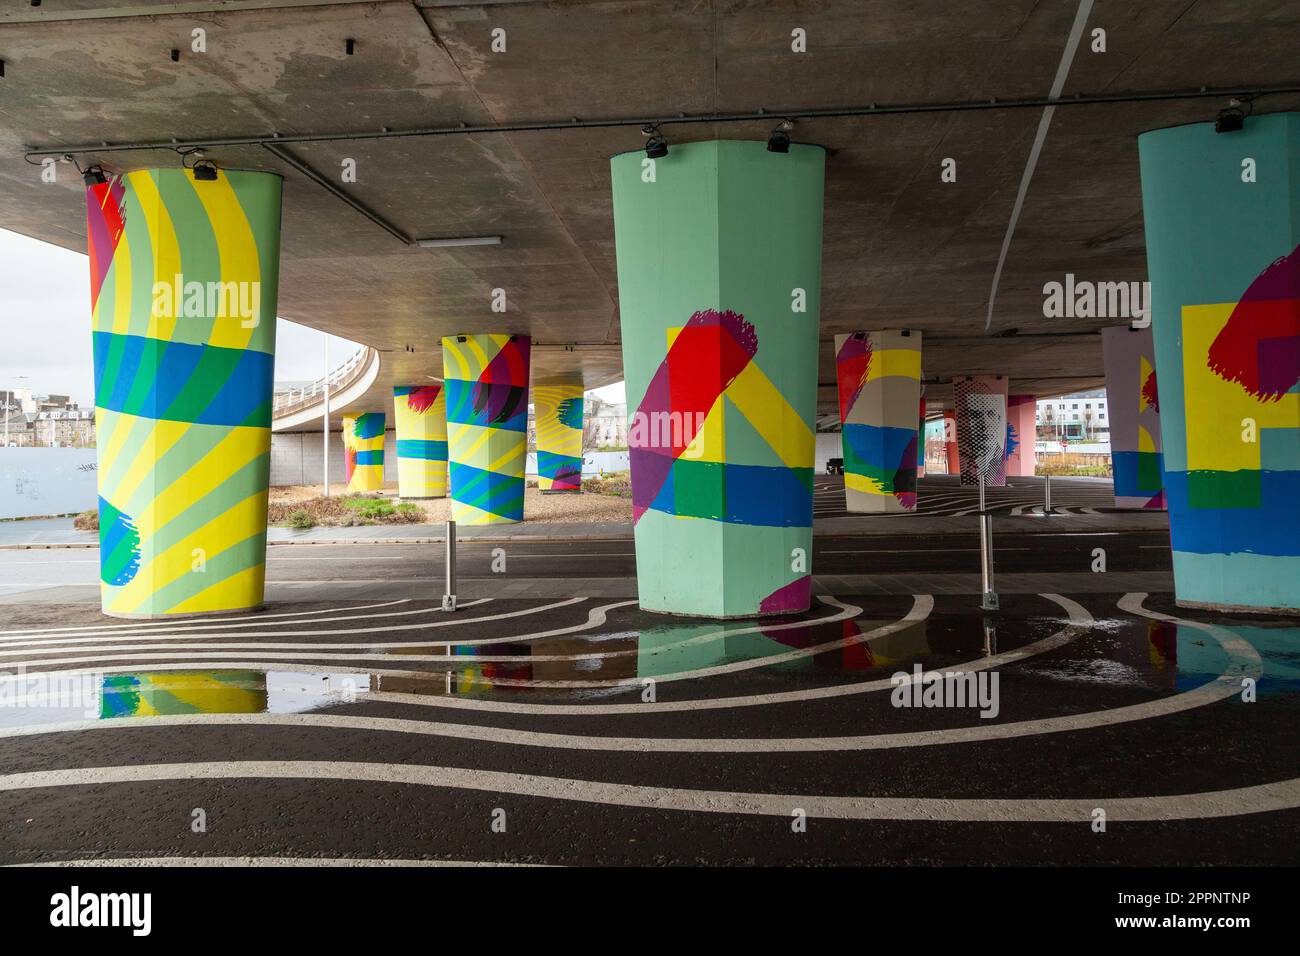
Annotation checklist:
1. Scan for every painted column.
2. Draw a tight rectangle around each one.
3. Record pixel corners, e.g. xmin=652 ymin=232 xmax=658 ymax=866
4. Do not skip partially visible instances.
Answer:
xmin=834 ymin=330 xmax=922 ymax=512
xmin=342 ymin=412 xmax=385 ymax=493
xmin=612 ymin=140 xmax=823 ymax=618
xmin=86 ymin=168 xmax=281 ymax=618
xmin=1101 ymin=326 xmax=1165 ymax=509
xmin=442 ymin=334 xmax=530 ymax=524
xmin=943 ymin=408 xmax=960 ymax=475
xmin=917 ymin=397 xmax=927 ymax=478
xmin=533 ymin=377 xmax=585 ymax=492
xmin=953 ymin=375 xmax=1008 ymax=486
xmin=1004 ymin=394 xmax=1037 ymax=478
xmin=392 ymin=385 xmax=448 ymax=498
xmin=1138 ymin=112 xmax=1299 ymax=612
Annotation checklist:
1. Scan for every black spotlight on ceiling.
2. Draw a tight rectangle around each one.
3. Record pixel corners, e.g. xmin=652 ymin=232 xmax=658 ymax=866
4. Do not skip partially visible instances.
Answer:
xmin=82 ymin=165 xmax=108 ymax=186
xmin=767 ymin=120 xmax=794 ymax=153
xmin=192 ymin=160 xmax=219 ymax=181
xmin=1216 ymin=98 xmax=1250 ymax=134
xmin=642 ymin=124 xmax=668 ymax=159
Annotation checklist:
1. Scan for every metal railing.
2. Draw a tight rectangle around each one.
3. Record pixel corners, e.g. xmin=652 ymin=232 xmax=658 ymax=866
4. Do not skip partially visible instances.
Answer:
xmin=272 ymin=346 xmax=375 ymax=417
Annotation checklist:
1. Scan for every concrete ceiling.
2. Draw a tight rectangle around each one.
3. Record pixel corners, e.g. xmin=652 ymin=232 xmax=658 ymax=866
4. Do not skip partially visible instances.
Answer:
xmin=1 ymin=0 xmax=1298 ymax=416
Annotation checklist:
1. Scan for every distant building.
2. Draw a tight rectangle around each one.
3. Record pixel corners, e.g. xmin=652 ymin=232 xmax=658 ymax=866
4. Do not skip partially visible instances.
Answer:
xmin=1036 ymin=389 xmax=1109 ymax=444
xmin=1 ymin=390 xmax=94 ymax=447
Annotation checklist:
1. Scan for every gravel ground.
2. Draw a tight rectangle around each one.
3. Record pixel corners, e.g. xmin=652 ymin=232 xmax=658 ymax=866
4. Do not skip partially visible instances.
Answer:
xmin=269 ymin=483 xmax=633 ymax=524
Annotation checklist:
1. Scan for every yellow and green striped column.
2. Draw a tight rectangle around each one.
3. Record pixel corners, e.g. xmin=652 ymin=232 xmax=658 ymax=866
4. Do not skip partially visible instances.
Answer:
xmin=533 ymin=377 xmax=584 ymax=492
xmin=86 ymin=168 xmax=281 ymax=618
xmin=343 ymin=412 xmax=385 ymax=493
xmin=392 ymin=385 xmax=448 ymax=498
xmin=442 ymin=334 xmax=531 ymax=524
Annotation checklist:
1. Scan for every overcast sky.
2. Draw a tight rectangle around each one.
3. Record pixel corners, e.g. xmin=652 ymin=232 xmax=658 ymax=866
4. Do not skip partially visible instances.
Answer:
xmin=0 ymin=227 xmax=624 ymax=406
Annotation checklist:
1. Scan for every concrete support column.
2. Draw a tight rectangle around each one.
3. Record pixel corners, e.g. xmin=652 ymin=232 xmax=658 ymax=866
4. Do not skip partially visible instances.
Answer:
xmin=943 ymin=408 xmax=960 ymax=475
xmin=611 ymin=140 xmax=824 ymax=617
xmin=86 ymin=168 xmax=281 ymax=618
xmin=917 ymin=397 xmax=927 ymax=478
xmin=533 ymin=377 xmax=584 ymax=492
xmin=1138 ymin=112 xmax=1299 ymax=612
xmin=953 ymin=375 xmax=1008 ymax=486
xmin=833 ymin=330 xmax=922 ymax=512
xmin=343 ymin=413 xmax=384 ymax=493
xmin=1101 ymin=326 xmax=1165 ymax=509
xmin=392 ymin=385 xmax=448 ymax=499
xmin=442 ymin=334 xmax=530 ymax=524
xmin=1004 ymin=394 xmax=1037 ymax=478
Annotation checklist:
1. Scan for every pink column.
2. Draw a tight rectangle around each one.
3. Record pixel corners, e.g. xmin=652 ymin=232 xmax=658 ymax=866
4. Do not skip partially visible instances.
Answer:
xmin=1004 ymin=395 xmax=1037 ymax=477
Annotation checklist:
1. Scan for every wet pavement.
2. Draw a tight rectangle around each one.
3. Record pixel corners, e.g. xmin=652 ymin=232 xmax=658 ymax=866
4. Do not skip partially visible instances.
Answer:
xmin=0 ymin=588 xmax=1296 ymax=866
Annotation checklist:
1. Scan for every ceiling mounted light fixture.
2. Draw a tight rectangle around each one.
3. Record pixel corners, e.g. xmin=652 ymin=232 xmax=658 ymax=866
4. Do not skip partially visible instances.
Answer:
xmin=642 ymin=124 xmax=668 ymax=159
xmin=767 ymin=119 xmax=794 ymax=153
xmin=81 ymin=164 xmax=108 ymax=186
xmin=414 ymin=236 xmax=503 ymax=248
xmin=1216 ymin=97 xmax=1250 ymax=133
xmin=192 ymin=160 xmax=219 ymax=181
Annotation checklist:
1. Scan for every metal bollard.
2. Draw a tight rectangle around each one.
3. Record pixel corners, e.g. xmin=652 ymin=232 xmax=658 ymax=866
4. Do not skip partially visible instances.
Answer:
xmin=977 ymin=475 xmax=999 ymax=611
xmin=1043 ymin=474 xmax=1052 ymax=516
xmin=441 ymin=519 xmax=457 ymax=612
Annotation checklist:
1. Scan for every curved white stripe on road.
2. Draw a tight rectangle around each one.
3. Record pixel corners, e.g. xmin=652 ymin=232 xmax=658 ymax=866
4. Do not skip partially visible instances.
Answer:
xmin=3 ymin=594 xmax=1248 ymax=751
xmin=0 ymin=598 xmax=884 ymax=691
xmin=0 ymin=598 xmax=416 ymax=639
xmin=1 ymin=759 xmax=1296 ymax=822
xmin=3 ymin=594 xmax=1092 ymax=715
xmin=0 ymin=600 xmax=638 ymax=654
xmin=0 ymin=597 xmax=582 ymax=653
xmin=0 ymin=598 xmax=493 ymax=646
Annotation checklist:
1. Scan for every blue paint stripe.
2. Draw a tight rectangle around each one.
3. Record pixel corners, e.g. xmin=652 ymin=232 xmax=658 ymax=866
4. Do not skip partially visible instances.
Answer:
xmin=92 ymin=331 xmax=272 ymax=427
xmin=449 ymin=461 xmax=523 ymax=520
xmin=396 ymin=439 xmax=448 ymax=461
xmin=354 ymin=450 xmax=383 ymax=466
xmin=444 ymin=379 xmax=527 ymax=431
xmin=1166 ymin=469 xmax=1300 ymax=556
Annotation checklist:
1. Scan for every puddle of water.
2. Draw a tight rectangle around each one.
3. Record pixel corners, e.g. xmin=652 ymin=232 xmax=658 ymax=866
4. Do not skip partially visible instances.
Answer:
xmin=0 ymin=669 xmax=372 ymax=728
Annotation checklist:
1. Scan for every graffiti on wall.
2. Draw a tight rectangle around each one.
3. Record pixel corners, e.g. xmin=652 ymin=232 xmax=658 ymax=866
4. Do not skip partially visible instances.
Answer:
xmin=953 ymin=375 xmax=1008 ymax=486
xmin=833 ymin=330 xmax=922 ymax=512
xmin=533 ymin=379 xmax=584 ymax=492
xmin=1102 ymin=326 xmax=1165 ymax=508
xmin=343 ymin=412 xmax=385 ymax=493
xmin=442 ymin=334 xmax=531 ymax=524
xmin=392 ymin=385 xmax=447 ymax=499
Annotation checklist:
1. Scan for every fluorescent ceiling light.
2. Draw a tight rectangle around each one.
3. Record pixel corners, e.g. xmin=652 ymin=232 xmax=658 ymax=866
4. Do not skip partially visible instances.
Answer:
xmin=415 ymin=235 xmax=503 ymax=248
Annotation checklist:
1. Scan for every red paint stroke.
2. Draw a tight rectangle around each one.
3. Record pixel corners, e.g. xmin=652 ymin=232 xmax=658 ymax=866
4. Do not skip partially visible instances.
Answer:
xmin=85 ymin=178 xmax=126 ymax=311
xmin=835 ymin=335 xmax=872 ymax=422
xmin=629 ymin=309 xmax=758 ymax=521
xmin=1141 ymin=367 xmax=1160 ymax=413
xmin=1207 ymin=244 xmax=1300 ymax=401
xmin=404 ymin=385 xmax=441 ymax=414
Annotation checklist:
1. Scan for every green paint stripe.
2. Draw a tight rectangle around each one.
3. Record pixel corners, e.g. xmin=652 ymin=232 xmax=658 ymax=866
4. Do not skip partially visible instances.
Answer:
xmin=161 ymin=344 xmax=242 ymax=423
xmin=157 ymin=171 xmax=222 ymax=346
xmin=123 ymin=422 xmax=228 ymax=519
xmin=144 ymin=528 xmax=268 ymax=615
xmin=148 ymin=452 xmax=270 ymax=556
xmin=123 ymin=177 xmax=158 ymax=339
xmin=225 ymin=172 xmax=281 ymax=356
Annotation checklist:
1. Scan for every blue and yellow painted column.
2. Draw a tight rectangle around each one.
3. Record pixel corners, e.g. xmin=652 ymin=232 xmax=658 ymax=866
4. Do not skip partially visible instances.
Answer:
xmin=86 ymin=168 xmax=281 ymax=618
xmin=342 ymin=412 xmax=385 ymax=493
xmin=533 ymin=377 xmax=584 ymax=493
xmin=392 ymin=385 xmax=448 ymax=498
xmin=442 ymin=334 xmax=531 ymax=524
xmin=1101 ymin=326 xmax=1165 ymax=509
xmin=1138 ymin=111 xmax=1300 ymax=613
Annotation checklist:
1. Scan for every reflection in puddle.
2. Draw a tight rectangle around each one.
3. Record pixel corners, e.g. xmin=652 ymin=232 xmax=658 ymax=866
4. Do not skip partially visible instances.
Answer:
xmin=0 ymin=669 xmax=372 ymax=728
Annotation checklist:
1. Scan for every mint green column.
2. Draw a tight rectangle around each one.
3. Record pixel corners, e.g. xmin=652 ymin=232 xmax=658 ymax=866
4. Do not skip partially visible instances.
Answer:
xmin=1138 ymin=112 xmax=1300 ymax=613
xmin=611 ymin=140 xmax=824 ymax=618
